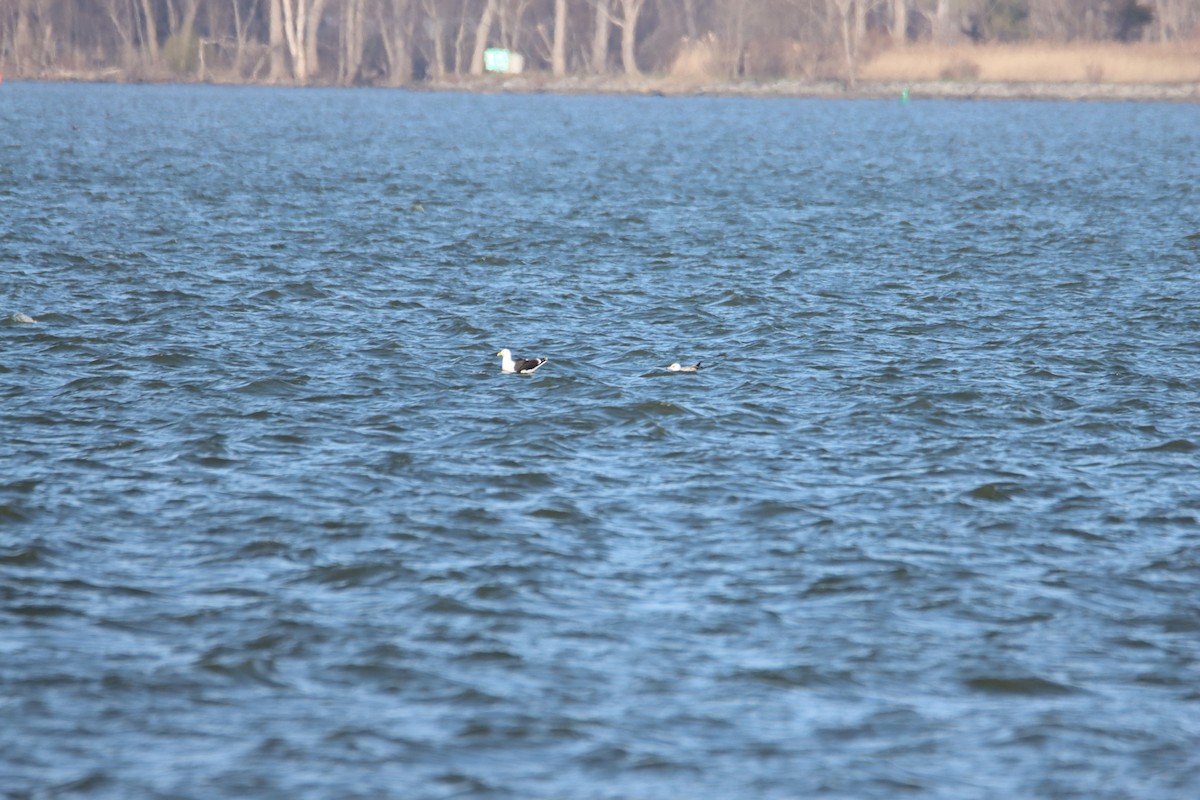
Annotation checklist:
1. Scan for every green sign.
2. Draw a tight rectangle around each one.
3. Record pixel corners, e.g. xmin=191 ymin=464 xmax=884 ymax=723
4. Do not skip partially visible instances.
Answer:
xmin=484 ymin=49 xmax=510 ymax=73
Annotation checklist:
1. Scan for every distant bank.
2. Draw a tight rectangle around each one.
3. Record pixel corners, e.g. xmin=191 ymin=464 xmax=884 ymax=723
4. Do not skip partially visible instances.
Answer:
xmin=420 ymin=74 xmax=1200 ymax=103
xmin=7 ymin=73 xmax=1198 ymax=103
xmin=417 ymin=40 xmax=1200 ymax=102
xmin=7 ymin=40 xmax=1199 ymax=103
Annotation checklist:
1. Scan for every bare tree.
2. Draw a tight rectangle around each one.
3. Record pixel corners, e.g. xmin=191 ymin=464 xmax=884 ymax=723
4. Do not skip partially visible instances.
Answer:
xmin=101 ymin=0 xmax=138 ymax=69
xmin=421 ymin=0 xmax=448 ymax=77
xmin=470 ymin=0 xmax=498 ymax=74
xmin=268 ymin=0 xmax=288 ymax=80
xmin=279 ymin=0 xmax=310 ymax=80
xmin=551 ymin=0 xmax=567 ymax=74
xmin=613 ymin=0 xmax=645 ymax=76
xmin=0 ymin=0 xmax=34 ymax=74
xmin=892 ymin=0 xmax=908 ymax=45
xmin=932 ymin=0 xmax=956 ymax=42
xmin=380 ymin=0 xmax=416 ymax=84
xmin=161 ymin=0 xmax=203 ymax=73
xmin=496 ymin=0 xmax=535 ymax=52
xmin=228 ymin=0 xmax=266 ymax=78
xmin=453 ymin=0 xmax=473 ymax=73
xmin=278 ymin=0 xmax=325 ymax=81
xmin=1153 ymin=0 xmax=1199 ymax=41
xmin=832 ymin=0 xmax=860 ymax=85
xmin=138 ymin=0 xmax=161 ymax=64
xmin=340 ymin=0 xmax=366 ymax=84
xmin=591 ymin=0 xmax=610 ymax=72
xmin=719 ymin=0 xmax=749 ymax=77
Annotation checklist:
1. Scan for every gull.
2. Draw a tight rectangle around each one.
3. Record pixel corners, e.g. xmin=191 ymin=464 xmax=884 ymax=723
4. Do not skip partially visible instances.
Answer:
xmin=497 ymin=348 xmax=547 ymax=374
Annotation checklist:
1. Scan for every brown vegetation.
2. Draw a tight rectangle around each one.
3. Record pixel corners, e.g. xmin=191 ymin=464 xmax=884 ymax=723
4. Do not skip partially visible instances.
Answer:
xmin=860 ymin=40 xmax=1200 ymax=84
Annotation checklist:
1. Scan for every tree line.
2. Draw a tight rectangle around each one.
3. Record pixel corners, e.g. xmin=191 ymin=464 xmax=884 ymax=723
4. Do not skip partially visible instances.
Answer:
xmin=1 ymin=0 xmax=1193 ymax=86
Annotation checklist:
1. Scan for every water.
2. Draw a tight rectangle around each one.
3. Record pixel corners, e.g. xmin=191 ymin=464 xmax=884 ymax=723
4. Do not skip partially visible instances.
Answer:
xmin=2 ymin=83 xmax=1199 ymax=799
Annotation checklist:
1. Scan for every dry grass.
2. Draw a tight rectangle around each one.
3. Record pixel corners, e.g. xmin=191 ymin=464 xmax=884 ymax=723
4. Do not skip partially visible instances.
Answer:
xmin=668 ymin=35 xmax=725 ymax=82
xmin=859 ymin=40 xmax=1200 ymax=84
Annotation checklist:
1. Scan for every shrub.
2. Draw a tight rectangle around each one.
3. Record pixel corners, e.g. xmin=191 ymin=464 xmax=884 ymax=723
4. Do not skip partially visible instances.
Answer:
xmin=164 ymin=32 xmax=200 ymax=74
xmin=939 ymin=57 xmax=980 ymax=80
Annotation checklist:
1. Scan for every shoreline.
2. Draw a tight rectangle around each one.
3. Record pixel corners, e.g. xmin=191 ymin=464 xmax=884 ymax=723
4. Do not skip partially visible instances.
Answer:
xmin=422 ymin=74 xmax=1200 ymax=102
xmin=9 ymin=72 xmax=1199 ymax=102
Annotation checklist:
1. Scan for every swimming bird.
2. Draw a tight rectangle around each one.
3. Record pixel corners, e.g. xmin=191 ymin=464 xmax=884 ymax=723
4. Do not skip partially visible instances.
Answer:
xmin=497 ymin=348 xmax=547 ymax=374
xmin=667 ymin=362 xmax=701 ymax=372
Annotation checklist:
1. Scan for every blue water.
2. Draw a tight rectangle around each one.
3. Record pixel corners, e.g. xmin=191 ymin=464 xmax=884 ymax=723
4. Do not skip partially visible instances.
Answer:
xmin=2 ymin=83 xmax=1199 ymax=799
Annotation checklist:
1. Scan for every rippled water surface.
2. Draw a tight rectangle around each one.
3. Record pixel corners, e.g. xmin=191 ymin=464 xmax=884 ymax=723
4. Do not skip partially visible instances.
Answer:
xmin=3 ymin=83 xmax=1200 ymax=798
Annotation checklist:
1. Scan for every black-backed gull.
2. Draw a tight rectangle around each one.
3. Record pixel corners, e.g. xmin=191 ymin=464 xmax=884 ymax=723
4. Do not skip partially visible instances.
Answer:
xmin=667 ymin=362 xmax=701 ymax=372
xmin=497 ymin=348 xmax=547 ymax=374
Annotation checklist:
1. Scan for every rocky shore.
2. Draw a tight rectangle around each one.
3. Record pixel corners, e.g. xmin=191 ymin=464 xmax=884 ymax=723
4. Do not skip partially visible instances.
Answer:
xmin=422 ymin=73 xmax=1200 ymax=102
xmin=8 ymin=71 xmax=1198 ymax=102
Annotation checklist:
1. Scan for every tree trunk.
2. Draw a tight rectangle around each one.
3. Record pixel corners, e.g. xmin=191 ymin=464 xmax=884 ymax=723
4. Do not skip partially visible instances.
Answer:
xmin=469 ymin=0 xmax=496 ymax=75
xmin=682 ymin=0 xmax=697 ymax=38
xmin=280 ymin=0 xmax=307 ymax=81
xmin=268 ymin=0 xmax=288 ymax=81
xmin=102 ymin=0 xmax=135 ymax=69
xmin=933 ymin=0 xmax=954 ymax=43
xmin=618 ymin=0 xmax=644 ymax=77
xmin=421 ymin=0 xmax=446 ymax=78
xmin=453 ymin=5 xmax=469 ymax=74
xmin=181 ymin=0 xmax=200 ymax=35
xmin=278 ymin=0 xmax=325 ymax=82
xmin=385 ymin=32 xmax=414 ymax=84
xmin=729 ymin=0 xmax=747 ymax=78
xmin=305 ymin=0 xmax=329 ymax=78
xmin=891 ymin=0 xmax=908 ymax=47
xmin=591 ymin=0 xmax=609 ymax=73
xmin=495 ymin=0 xmax=531 ymax=52
xmin=138 ymin=0 xmax=160 ymax=64
xmin=231 ymin=0 xmax=261 ymax=77
xmin=380 ymin=0 xmax=414 ymax=85
xmin=339 ymin=0 xmax=365 ymax=84
xmin=11 ymin=0 xmax=28 ymax=73
xmin=551 ymin=0 xmax=567 ymax=76
xmin=834 ymin=0 xmax=857 ymax=87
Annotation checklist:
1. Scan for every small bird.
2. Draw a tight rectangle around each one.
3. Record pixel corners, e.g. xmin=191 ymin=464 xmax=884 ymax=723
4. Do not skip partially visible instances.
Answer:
xmin=497 ymin=348 xmax=547 ymax=374
xmin=667 ymin=362 xmax=701 ymax=372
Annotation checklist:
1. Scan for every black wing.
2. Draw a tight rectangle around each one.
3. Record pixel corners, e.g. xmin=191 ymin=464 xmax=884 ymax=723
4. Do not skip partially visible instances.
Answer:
xmin=515 ymin=357 xmax=545 ymax=372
